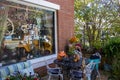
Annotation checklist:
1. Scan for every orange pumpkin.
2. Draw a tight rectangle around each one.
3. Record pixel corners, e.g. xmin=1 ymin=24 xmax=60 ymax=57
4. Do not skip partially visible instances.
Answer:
xmin=57 ymin=51 xmax=67 ymax=60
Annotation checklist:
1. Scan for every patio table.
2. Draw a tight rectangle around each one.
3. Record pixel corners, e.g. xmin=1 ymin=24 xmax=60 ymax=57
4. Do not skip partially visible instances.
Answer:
xmin=54 ymin=57 xmax=83 ymax=69
xmin=54 ymin=57 xmax=83 ymax=79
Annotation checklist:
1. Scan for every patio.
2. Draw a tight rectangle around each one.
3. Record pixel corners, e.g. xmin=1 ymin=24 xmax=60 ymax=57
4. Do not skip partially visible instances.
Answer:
xmin=39 ymin=52 xmax=109 ymax=80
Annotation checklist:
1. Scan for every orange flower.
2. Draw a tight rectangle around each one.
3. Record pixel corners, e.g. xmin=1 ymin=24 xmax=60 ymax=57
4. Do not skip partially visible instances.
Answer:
xmin=69 ymin=36 xmax=79 ymax=43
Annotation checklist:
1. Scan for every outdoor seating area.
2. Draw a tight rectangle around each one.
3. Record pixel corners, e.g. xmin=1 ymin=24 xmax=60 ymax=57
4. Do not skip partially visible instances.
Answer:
xmin=54 ymin=54 xmax=100 ymax=80
xmin=40 ymin=53 xmax=109 ymax=80
xmin=42 ymin=48 xmax=101 ymax=80
xmin=40 ymin=36 xmax=103 ymax=80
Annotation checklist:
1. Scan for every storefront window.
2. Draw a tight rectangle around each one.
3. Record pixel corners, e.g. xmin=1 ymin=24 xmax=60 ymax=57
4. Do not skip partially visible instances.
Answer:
xmin=0 ymin=1 xmax=55 ymax=66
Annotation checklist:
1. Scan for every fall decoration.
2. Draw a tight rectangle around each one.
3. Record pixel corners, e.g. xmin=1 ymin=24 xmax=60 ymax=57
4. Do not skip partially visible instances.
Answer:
xmin=57 ymin=51 xmax=67 ymax=60
xmin=69 ymin=36 xmax=79 ymax=43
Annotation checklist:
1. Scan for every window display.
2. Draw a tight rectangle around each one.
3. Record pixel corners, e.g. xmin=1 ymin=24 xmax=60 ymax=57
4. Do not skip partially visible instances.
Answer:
xmin=0 ymin=1 xmax=55 ymax=66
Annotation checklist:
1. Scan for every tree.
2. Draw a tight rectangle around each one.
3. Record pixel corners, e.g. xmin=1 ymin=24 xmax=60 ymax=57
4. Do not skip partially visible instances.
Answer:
xmin=74 ymin=0 xmax=120 ymax=49
xmin=74 ymin=0 xmax=93 ymax=48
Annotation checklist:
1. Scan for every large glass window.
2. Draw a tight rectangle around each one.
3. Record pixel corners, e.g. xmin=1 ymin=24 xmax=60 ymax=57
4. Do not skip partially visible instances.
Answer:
xmin=0 ymin=1 xmax=55 ymax=66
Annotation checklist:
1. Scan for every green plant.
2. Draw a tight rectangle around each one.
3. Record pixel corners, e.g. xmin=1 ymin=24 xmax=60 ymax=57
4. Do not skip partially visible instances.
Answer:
xmin=67 ymin=46 xmax=75 ymax=55
xmin=103 ymin=37 xmax=120 ymax=64
xmin=103 ymin=37 xmax=120 ymax=80
xmin=108 ymin=52 xmax=120 ymax=80
xmin=6 ymin=72 xmax=40 ymax=80
xmin=93 ymin=40 xmax=102 ymax=49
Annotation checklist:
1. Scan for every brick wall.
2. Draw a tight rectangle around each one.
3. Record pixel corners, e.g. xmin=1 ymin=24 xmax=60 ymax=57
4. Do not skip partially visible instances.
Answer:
xmin=48 ymin=0 xmax=74 ymax=51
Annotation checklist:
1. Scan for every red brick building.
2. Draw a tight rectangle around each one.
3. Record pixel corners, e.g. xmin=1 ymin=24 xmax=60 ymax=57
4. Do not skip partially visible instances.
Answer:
xmin=48 ymin=0 xmax=74 ymax=51
xmin=0 ymin=0 xmax=74 ymax=73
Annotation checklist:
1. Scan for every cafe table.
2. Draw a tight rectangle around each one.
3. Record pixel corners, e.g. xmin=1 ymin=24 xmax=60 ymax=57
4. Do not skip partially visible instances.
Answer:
xmin=54 ymin=57 xmax=83 ymax=79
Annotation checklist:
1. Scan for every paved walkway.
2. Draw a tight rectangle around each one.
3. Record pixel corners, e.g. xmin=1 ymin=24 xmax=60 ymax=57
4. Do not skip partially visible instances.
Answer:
xmin=41 ymin=70 xmax=108 ymax=80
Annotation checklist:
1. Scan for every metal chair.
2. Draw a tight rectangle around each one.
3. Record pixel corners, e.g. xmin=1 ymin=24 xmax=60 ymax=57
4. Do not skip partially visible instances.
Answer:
xmin=45 ymin=60 xmax=63 ymax=80
xmin=70 ymin=70 xmax=83 ymax=80
xmin=89 ymin=52 xmax=101 ymax=80
xmin=89 ymin=59 xmax=101 ymax=80
xmin=83 ymin=61 xmax=96 ymax=80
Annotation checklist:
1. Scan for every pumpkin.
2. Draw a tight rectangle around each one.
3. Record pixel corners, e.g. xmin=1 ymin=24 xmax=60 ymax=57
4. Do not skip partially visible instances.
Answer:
xmin=57 ymin=51 xmax=67 ymax=60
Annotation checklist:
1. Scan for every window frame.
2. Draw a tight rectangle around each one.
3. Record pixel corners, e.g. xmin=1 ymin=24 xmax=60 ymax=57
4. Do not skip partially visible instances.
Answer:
xmin=2 ymin=0 xmax=59 ymax=67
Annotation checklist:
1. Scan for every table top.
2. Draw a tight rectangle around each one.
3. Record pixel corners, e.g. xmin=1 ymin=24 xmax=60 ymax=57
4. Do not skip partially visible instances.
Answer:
xmin=54 ymin=57 xmax=83 ymax=69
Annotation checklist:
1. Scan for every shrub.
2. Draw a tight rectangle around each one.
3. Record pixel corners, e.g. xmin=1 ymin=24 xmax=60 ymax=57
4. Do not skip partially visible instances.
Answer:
xmin=103 ymin=37 xmax=120 ymax=80
xmin=103 ymin=37 xmax=120 ymax=64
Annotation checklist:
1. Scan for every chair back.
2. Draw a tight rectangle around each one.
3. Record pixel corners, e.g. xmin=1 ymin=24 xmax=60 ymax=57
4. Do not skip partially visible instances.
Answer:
xmin=70 ymin=70 xmax=83 ymax=80
xmin=89 ymin=59 xmax=100 ymax=70
xmin=45 ymin=59 xmax=63 ymax=80
xmin=84 ymin=61 xmax=95 ymax=74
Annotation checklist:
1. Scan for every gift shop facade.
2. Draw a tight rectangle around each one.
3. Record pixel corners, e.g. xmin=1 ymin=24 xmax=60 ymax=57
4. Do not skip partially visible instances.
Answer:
xmin=0 ymin=0 xmax=74 ymax=69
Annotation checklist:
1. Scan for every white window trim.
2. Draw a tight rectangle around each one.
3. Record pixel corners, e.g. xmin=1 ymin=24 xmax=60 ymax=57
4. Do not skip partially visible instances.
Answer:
xmin=5 ymin=0 xmax=59 ymax=68
xmin=7 ymin=0 xmax=60 ymax=10
xmin=29 ymin=54 xmax=57 ymax=68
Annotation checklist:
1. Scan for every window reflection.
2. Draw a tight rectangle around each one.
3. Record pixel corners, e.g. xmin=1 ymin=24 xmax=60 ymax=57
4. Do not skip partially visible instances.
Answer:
xmin=0 ymin=1 xmax=55 ymax=66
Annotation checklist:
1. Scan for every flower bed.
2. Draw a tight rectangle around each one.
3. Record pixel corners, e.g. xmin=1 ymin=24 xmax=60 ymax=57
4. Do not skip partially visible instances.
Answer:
xmin=6 ymin=71 xmax=40 ymax=80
